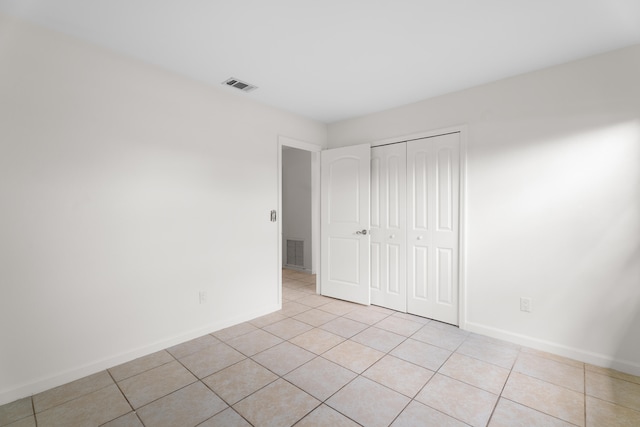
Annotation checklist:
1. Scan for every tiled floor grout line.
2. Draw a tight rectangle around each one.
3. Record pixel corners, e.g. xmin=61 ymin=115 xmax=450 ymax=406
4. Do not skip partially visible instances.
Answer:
xmin=103 ymin=369 xmax=138 ymax=426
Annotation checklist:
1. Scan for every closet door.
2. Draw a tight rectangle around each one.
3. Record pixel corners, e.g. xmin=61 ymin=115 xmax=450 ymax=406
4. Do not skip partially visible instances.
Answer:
xmin=370 ymin=144 xmax=407 ymax=311
xmin=407 ymin=133 xmax=460 ymax=325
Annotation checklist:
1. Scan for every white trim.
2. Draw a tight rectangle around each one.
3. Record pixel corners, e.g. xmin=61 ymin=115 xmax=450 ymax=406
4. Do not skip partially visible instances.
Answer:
xmin=465 ymin=321 xmax=640 ymax=376
xmin=0 ymin=303 xmax=280 ymax=406
xmin=370 ymin=124 xmax=468 ymax=147
xmin=277 ymin=135 xmax=322 ymax=297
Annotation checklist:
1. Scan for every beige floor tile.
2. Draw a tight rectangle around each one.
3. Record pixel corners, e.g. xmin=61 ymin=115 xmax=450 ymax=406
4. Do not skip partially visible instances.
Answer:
xmin=136 ymin=382 xmax=227 ymax=427
xmin=440 ymin=353 xmax=510 ymax=395
xmin=326 ymin=377 xmax=410 ymax=427
xmin=109 ymin=350 xmax=174 ymax=382
xmin=33 ymin=371 xmax=114 ymax=413
xmin=198 ymin=407 xmax=251 ymax=427
xmin=249 ymin=312 xmax=288 ymax=328
xmin=285 ymin=357 xmax=357 ymax=401
xmin=363 ymin=355 xmax=434 ymax=398
xmin=167 ymin=334 xmax=220 ymax=359
xmin=296 ymin=404 xmax=361 ymax=427
xmin=118 ymin=361 xmax=197 ymax=409
xmin=297 ymin=294 xmax=333 ymax=308
xmin=293 ymin=308 xmax=338 ymax=327
xmin=514 ymin=352 xmax=584 ymax=392
xmin=252 ymin=342 xmax=315 ymax=376
xmin=502 ymin=372 xmax=584 ymax=426
xmin=4 ymin=416 xmax=36 ymax=427
xmin=586 ymin=396 xmax=640 ymax=427
xmin=233 ymin=379 xmax=319 ymax=427
xmin=368 ymin=305 xmax=396 ymax=314
xmin=456 ymin=337 xmax=519 ymax=369
xmin=298 ymin=286 xmax=318 ymax=295
xmin=351 ymin=326 xmax=405 ymax=353
xmin=35 ymin=384 xmax=130 ymax=427
xmin=179 ymin=342 xmax=246 ymax=378
xmin=489 ymin=398 xmax=575 ymax=427
xmin=343 ymin=308 xmax=391 ymax=325
xmin=212 ymin=322 xmax=258 ymax=342
xmin=521 ymin=347 xmax=584 ymax=369
xmin=263 ymin=318 xmax=313 ymax=340
xmin=468 ymin=334 xmax=521 ymax=350
xmin=391 ymin=400 xmax=468 ymax=427
xmin=411 ymin=323 xmax=468 ymax=351
xmin=320 ymin=317 xmax=369 ymax=338
xmin=283 ymin=288 xmax=307 ymax=301
xmin=289 ymin=328 xmax=345 ymax=355
xmin=318 ymin=300 xmax=361 ymax=316
xmin=101 ymin=412 xmax=144 ymax=427
xmin=586 ymin=370 xmax=640 ymax=411
xmin=203 ymin=359 xmax=277 ymax=405
xmin=227 ymin=329 xmax=283 ymax=356
xmin=416 ymin=374 xmax=498 ymax=427
xmin=279 ymin=301 xmax=311 ymax=317
xmin=585 ymin=364 xmax=640 ymax=385
xmin=391 ymin=312 xmax=432 ymax=324
xmin=390 ymin=338 xmax=452 ymax=371
xmin=374 ymin=316 xmax=423 ymax=336
xmin=323 ymin=340 xmax=385 ymax=374
xmin=0 ymin=397 xmax=33 ymax=426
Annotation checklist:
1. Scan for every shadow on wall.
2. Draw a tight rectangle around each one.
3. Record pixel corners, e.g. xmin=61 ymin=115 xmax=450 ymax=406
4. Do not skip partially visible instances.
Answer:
xmin=468 ymin=115 xmax=640 ymax=374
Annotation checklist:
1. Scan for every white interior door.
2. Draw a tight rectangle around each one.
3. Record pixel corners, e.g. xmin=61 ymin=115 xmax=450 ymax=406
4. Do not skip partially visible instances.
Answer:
xmin=321 ymin=144 xmax=371 ymax=305
xmin=370 ymin=143 xmax=407 ymax=311
xmin=407 ymin=133 xmax=460 ymax=325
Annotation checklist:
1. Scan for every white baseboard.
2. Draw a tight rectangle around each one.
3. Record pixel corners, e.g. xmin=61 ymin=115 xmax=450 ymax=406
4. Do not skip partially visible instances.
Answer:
xmin=0 ymin=303 xmax=281 ymax=406
xmin=463 ymin=321 xmax=640 ymax=376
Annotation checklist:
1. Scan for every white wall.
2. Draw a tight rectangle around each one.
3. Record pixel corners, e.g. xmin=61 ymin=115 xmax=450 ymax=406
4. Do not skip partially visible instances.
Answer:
xmin=329 ymin=45 xmax=640 ymax=375
xmin=0 ymin=14 xmax=326 ymax=405
xmin=282 ymin=147 xmax=313 ymax=270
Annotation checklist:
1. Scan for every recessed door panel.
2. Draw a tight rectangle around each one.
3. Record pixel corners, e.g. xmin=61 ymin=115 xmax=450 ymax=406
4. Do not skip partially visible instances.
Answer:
xmin=371 ymin=157 xmax=381 ymax=229
xmin=327 ymin=237 xmax=359 ymax=285
xmin=387 ymin=243 xmax=401 ymax=294
xmin=437 ymin=248 xmax=453 ymax=304
xmin=412 ymin=151 xmax=429 ymax=231
xmin=371 ymin=242 xmax=381 ymax=291
xmin=328 ymin=158 xmax=361 ymax=224
xmin=412 ymin=246 xmax=429 ymax=300
xmin=437 ymin=148 xmax=453 ymax=232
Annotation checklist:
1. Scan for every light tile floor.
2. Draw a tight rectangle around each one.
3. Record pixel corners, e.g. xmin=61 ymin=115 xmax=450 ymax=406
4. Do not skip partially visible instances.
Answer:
xmin=2 ymin=269 xmax=639 ymax=426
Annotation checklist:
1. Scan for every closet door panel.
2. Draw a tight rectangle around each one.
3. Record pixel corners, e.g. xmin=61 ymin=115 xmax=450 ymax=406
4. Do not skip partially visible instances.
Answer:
xmin=370 ymin=144 xmax=407 ymax=311
xmin=407 ymin=133 xmax=460 ymax=325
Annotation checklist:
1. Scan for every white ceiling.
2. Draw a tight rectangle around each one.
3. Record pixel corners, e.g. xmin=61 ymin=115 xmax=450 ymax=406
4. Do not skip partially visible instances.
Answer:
xmin=1 ymin=0 xmax=639 ymax=123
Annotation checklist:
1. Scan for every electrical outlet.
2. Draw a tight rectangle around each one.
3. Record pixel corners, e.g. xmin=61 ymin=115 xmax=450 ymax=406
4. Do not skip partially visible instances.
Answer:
xmin=199 ymin=291 xmax=207 ymax=304
xmin=520 ymin=297 xmax=532 ymax=313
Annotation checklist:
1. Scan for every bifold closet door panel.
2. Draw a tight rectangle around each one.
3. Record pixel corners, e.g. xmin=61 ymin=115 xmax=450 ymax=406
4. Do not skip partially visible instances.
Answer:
xmin=407 ymin=133 xmax=460 ymax=325
xmin=370 ymin=143 xmax=407 ymax=311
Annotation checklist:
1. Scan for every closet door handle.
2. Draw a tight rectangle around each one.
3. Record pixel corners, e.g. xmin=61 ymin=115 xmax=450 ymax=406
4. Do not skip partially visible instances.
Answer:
xmin=356 ymin=230 xmax=369 ymax=235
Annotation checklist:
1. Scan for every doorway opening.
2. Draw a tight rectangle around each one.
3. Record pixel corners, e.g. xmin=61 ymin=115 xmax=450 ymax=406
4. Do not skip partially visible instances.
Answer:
xmin=277 ymin=136 xmax=321 ymax=302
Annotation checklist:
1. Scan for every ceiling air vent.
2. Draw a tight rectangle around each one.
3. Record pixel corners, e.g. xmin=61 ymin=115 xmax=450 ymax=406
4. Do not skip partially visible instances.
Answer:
xmin=222 ymin=77 xmax=258 ymax=93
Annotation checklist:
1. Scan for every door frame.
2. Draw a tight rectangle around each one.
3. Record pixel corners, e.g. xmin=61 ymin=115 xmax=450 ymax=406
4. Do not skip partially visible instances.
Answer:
xmin=277 ymin=136 xmax=322 ymax=300
xmin=370 ymin=125 xmax=469 ymax=330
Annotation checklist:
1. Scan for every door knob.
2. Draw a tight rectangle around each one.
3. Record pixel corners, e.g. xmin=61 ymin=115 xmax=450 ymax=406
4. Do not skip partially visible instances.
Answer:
xmin=417 ymin=235 xmax=423 ymax=240
xmin=389 ymin=234 xmax=395 ymax=239
xmin=356 ymin=230 xmax=369 ymax=235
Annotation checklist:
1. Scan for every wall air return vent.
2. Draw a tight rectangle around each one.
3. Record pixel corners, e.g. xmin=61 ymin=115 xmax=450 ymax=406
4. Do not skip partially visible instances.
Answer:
xmin=222 ymin=77 xmax=258 ymax=93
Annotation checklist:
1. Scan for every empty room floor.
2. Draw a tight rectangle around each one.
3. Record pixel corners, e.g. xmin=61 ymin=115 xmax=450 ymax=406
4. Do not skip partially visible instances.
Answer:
xmin=2 ymin=270 xmax=639 ymax=427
